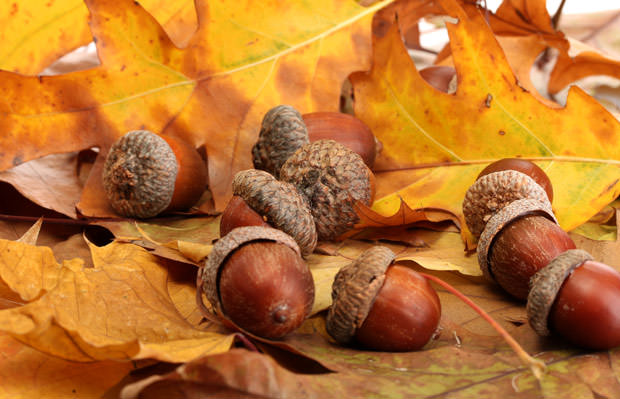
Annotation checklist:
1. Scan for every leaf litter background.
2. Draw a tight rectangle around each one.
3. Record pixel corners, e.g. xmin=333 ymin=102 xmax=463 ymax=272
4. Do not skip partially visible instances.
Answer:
xmin=2 ymin=0 xmax=620 ymax=397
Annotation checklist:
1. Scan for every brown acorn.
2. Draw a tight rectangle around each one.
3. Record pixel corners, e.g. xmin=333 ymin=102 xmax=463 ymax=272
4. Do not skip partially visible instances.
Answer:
xmin=252 ymin=105 xmax=309 ymax=178
xmin=102 ymin=130 xmax=207 ymax=218
xmin=220 ymin=169 xmax=317 ymax=257
xmin=198 ymin=226 xmax=314 ymax=339
xmin=528 ymin=249 xmax=620 ymax=350
xmin=326 ymin=246 xmax=441 ymax=351
xmin=280 ymin=139 xmax=375 ymax=240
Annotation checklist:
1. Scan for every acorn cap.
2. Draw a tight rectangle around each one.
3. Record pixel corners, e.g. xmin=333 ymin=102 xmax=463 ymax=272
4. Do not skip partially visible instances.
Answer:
xmin=280 ymin=139 xmax=373 ymax=241
xmin=232 ymin=169 xmax=317 ymax=257
xmin=326 ymin=246 xmax=395 ymax=344
xmin=463 ymin=170 xmax=551 ymax=238
xmin=526 ymin=249 xmax=593 ymax=337
xmin=199 ymin=226 xmax=301 ymax=318
xmin=252 ymin=105 xmax=310 ymax=178
xmin=103 ymin=130 xmax=178 ymax=218
xmin=477 ymin=198 xmax=557 ymax=283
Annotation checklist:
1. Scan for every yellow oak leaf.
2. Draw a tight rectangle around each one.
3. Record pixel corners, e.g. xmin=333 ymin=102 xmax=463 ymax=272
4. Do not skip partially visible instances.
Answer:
xmin=0 ymin=239 xmax=234 ymax=362
xmin=352 ymin=0 xmax=620 ymax=245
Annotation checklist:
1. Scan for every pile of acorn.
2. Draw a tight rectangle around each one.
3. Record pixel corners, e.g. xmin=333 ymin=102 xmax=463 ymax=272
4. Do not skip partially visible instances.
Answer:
xmin=463 ymin=159 xmax=620 ymax=350
xmin=100 ymin=98 xmax=620 ymax=356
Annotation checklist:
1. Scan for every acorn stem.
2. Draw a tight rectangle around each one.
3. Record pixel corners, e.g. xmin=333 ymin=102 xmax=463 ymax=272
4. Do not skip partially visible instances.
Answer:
xmin=420 ymin=272 xmax=546 ymax=380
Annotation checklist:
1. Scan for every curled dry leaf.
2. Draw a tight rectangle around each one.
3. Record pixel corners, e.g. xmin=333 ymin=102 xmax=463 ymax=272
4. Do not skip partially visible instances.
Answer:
xmin=0 ymin=239 xmax=234 ymax=362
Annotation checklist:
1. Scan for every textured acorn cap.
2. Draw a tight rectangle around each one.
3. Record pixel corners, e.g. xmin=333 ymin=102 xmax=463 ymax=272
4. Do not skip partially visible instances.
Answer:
xmin=526 ymin=249 xmax=593 ymax=336
xmin=232 ymin=169 xmax=317 ymax=257
xmin=198 ymin=226 xmax=301 ymax=318
xmin=477 ymin=198 xmax=557 ymax=283
xmin=326 ymin=246 xmax=395 ymax=344
xmin=463 ymin=170 xmax=551 ymax=238
xmin=252 ymin=105 xmax=310 ymax=178
xmin=280 ymin=139 xmax=373 ymax=241
xmin=103 ymin=130 xmax=178 ymax=218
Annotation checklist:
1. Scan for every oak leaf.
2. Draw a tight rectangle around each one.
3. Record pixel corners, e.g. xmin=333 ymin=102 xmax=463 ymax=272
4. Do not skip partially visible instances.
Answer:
xmin=0 ymin=0 xmax=390 ymax=217
xmin=353 ymin=0 xmax=620 ymax=245
xmin=0 ymin=239 xmax=234 ymax=362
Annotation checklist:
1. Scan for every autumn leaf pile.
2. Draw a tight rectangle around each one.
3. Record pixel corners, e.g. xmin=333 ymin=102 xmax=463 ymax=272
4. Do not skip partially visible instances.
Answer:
xmin=2 ymin=0 xmax=620 ymax=397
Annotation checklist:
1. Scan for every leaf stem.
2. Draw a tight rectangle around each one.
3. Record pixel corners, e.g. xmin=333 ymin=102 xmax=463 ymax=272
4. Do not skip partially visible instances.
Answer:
xmin=419 ymin=272 xmax=546 ymax=380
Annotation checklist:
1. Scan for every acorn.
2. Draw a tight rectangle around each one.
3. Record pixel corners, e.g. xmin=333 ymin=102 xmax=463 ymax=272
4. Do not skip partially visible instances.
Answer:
xmin=528 ymin=250 xmax=620 ymax=350
xmin=475 ymin=198 xmax=576 ymax=300
xmin=252 ymin=105 xmax=309 ymax=179
xmin=477 ymin=158 xmax=553 ymax=203
xmin=102 ymin=130 xmax=207 ymax=218
xmin=463 ymin=160 xmax=568 ymax=299
xmin=419 ymin=66 xmax=457 ymax=94
xmin=326 ymin=246 xmax=441 ymax=351
xmin=303 ymin=112 xmax=377 ymax=168
xmin=198 ymin=226 xmax=314 ymax=339
xmin=219 ymin=169 xmax=317 ymax=257
xmin=252 ymin=105 xmax=377 ymax=177
xmin=280 ymin=139 xmax=375 ymax=241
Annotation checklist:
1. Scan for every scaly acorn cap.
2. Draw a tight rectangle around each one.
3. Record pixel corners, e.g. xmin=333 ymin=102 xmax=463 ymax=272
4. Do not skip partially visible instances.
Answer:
xmin=477 ymin=198 xmax=557 ymax=283
xmin=103 ymin=130 xmax=178 ymax=218
xmin=280 ymin=139 xmax=373 ymax=241
xmin=526 ymin=249 xmax=593 ymax=336
xmin=252 ymin=105 xmax=310 ymax=178
xmin=463 ymin=170 xmax=551 ymax=238
xmin=232 ymin=169 xmax=317 ymax=257
xmin=198 ymin=226 xmax=301 ymax=319
xmin=326 ymin=246 xmax=395 ymax=344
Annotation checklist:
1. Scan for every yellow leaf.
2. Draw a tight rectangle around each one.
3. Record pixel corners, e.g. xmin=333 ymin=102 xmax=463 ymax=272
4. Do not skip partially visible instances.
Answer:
xmin=352 ymin=0 xmax=620 ymax=244
xmin=0 ymin=240 xmax=234 ymax=362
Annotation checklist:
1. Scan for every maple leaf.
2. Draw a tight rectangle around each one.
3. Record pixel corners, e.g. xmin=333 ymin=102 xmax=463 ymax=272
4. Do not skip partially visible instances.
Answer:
xmin=352 ymin=0 xmax=620 ymax=245
xmin=0 ymin=0 xmax=391 ymax=217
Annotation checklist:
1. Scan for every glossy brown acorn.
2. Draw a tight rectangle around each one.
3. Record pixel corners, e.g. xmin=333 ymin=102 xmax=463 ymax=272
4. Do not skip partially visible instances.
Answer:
xmin=219 ymin=195 xmax=270 ymax=236
xmin=326 ymin=246 xmax=441 ymax=351
xmin=528 ymin=250 xmax=620 ymax=350
xmin=219 ymin=241 xmax=314 ymax=339
xmin=354 ymin=264 xmax=441 ymax=351
xmin=477 ymin=158 xmax=553 ymax=202
xmin=200 ymin=226 xmax=314 ymax=340
xmin=103 ymin=130 xmax=207 ymax=218
xmin=302 ymin=112 xmax=377 ymax=168
xmin=488 ymin=214 xmax=576 ymax=300
xmin=419 ymin=66 xmax=456 ymax=94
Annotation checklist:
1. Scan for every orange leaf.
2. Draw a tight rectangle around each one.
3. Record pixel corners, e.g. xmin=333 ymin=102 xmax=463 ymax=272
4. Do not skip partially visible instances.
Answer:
xmin=0 ymin=0 xmax=390 ymax=216
xmin=0 ymin=239 xmax=234 ymax=362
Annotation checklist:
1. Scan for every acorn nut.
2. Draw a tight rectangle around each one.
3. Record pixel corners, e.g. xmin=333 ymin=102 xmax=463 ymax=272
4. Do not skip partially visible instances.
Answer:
xmin=219 ymin=169 xmax=317 ymax=257
xmin=326 ymin=246 xmax=441 ymax=351
xmin=477 ymin=199 xmax=575 ymax=300
xmin=463 ymin=169 xmax=551 ymax=238
xmin=103 ymin=130 xmax=207 ymax=218
xmin=527 ymin=249 xmax=620 ymax=350
xmin=252 ymin=105 xmax=310 ymax=178
xmin=477 ymin=158 xmax=553 ymax=202
xmin=280 ymin=139 xmax=375 ymax=241
xmin=302 ymin=112 xmax=377 ymax=168
xmin=198 ymin=226 xmax=314 ymax=339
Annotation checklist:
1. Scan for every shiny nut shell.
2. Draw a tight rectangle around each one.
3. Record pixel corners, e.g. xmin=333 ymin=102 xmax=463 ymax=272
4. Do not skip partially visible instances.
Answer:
xmin=280 ymin=139 xmax=373 ymax=240
xmin=103 ymin=130 xmax=178 ymax=218
xmin=326 ymin=246 xmax=395 ymax=344
xmin=252 ymin=105 xmax=309 ymax=178
xmin=463 ymin=170 xmax=550 ymax=237
xmin=199 ymin=226 xmax=301 ymax=318
xmin=477 ymin=198 xmax=556 ymax=283
xmin=527 ymin=249 xmax=593 ymax=336
xmin=232 ymin=169 xmax=317 ymax=257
